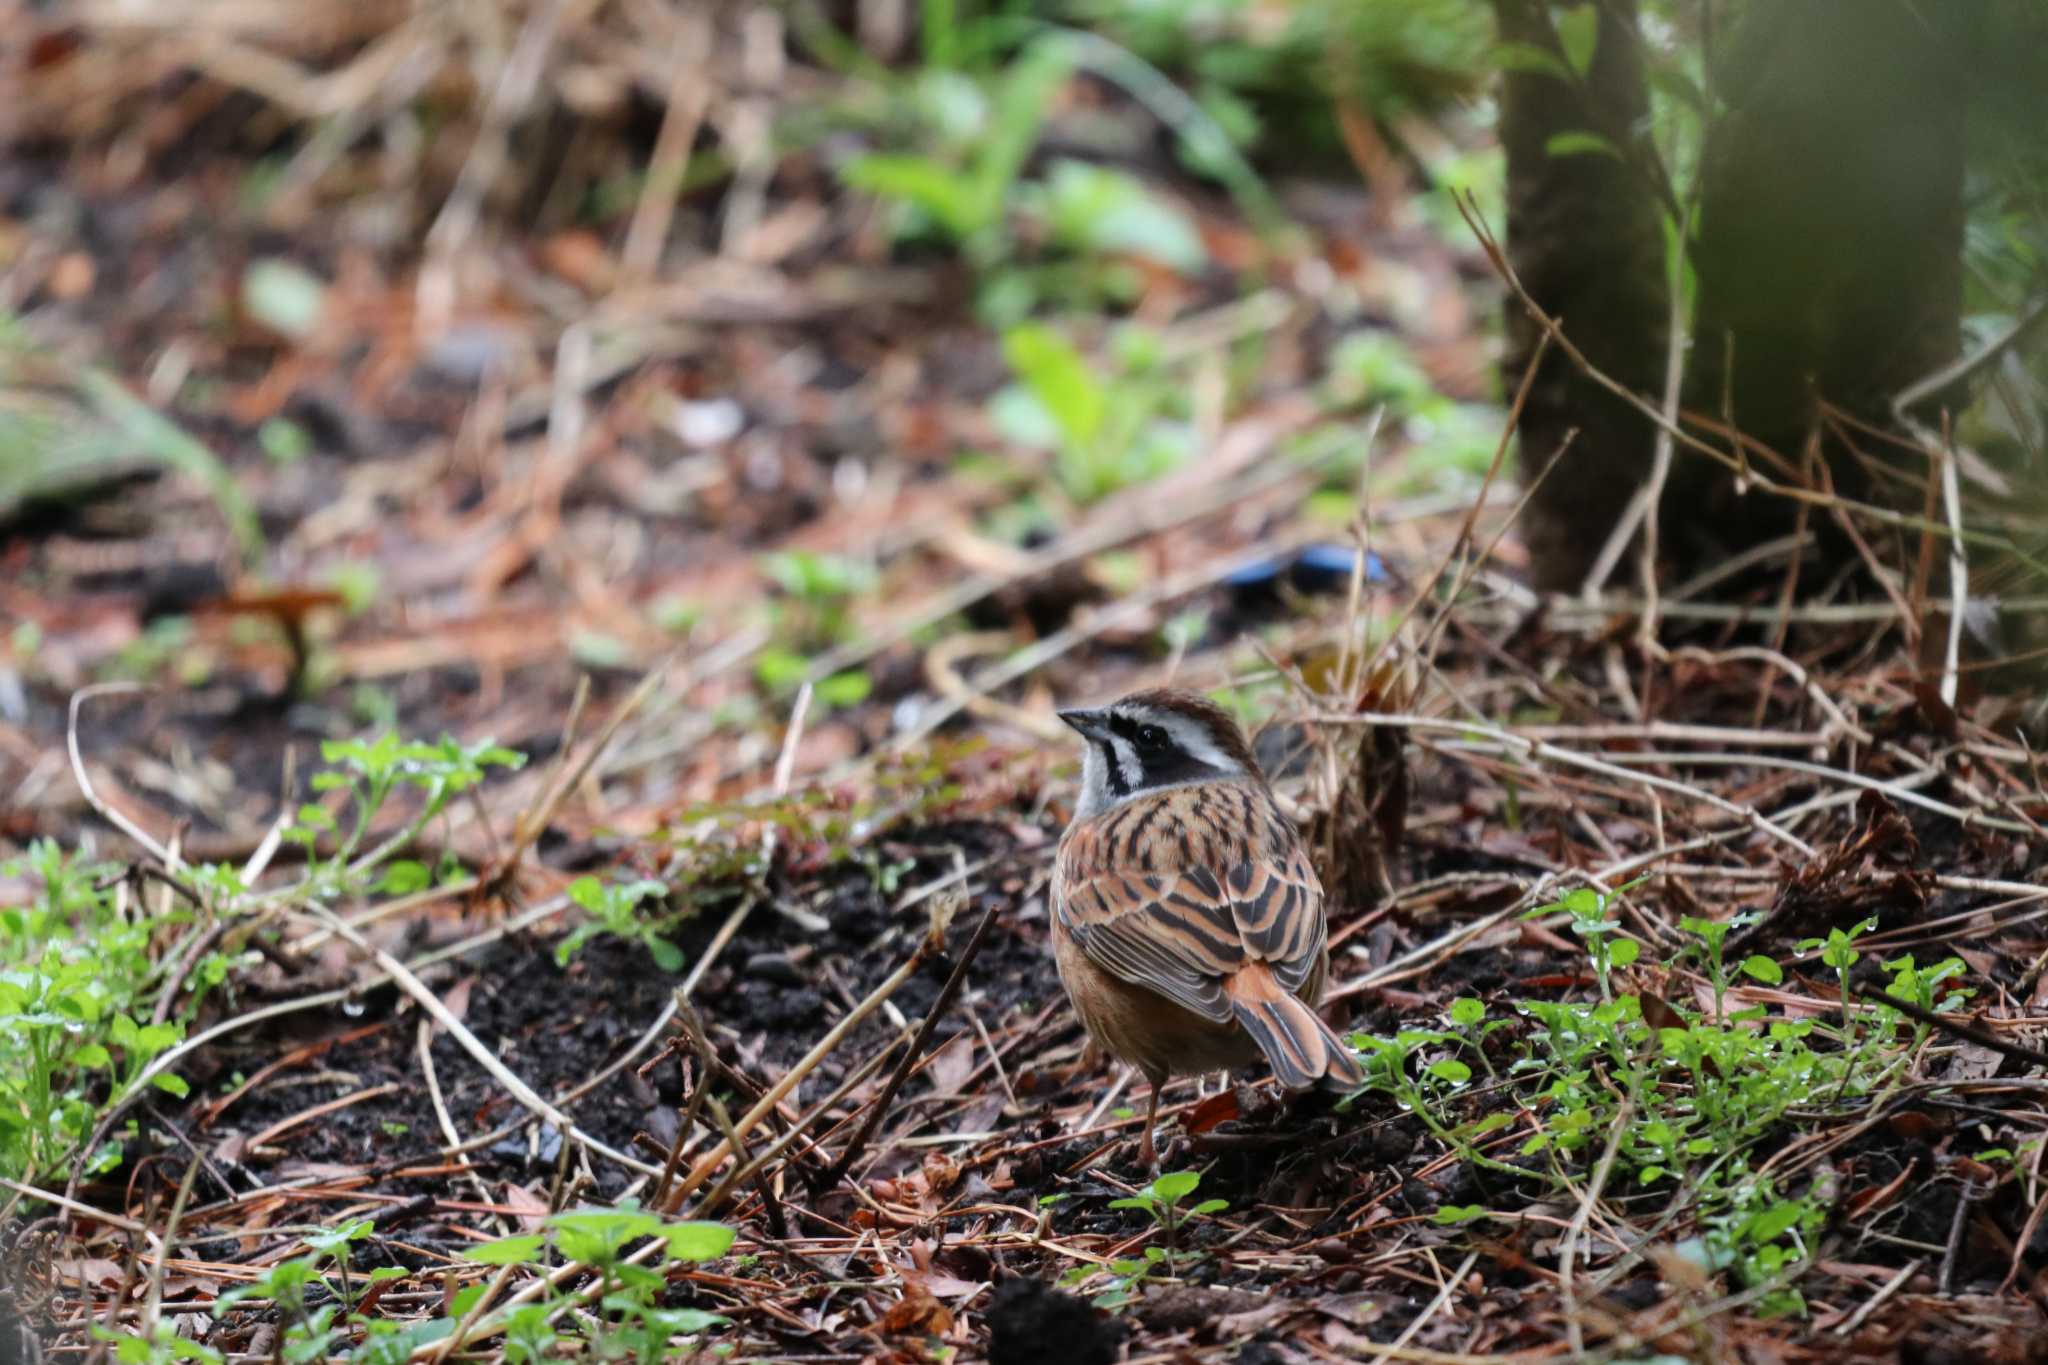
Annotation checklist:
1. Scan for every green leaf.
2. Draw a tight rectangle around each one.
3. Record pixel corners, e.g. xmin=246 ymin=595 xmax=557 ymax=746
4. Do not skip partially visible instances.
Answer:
xmin=659 ymin=1221 xmax=736 ymax=1262
xmin=1002 ymin=324 xmax=1104 ymax=448
xmin=754 ymin=646 xmax=810 ymax=693
xmin=642 ymin=1307 xmax=730 ymax=1334
xmin=377 ymin=860 xmax=431 ymax=896
xmin=1324 ymin=331 xmax=1435 ymax=412
xmin=1448 ymin=997 xmax=1485 ymax=1027
xmin=815 ymin=670 xmax=872 ymax=708
xmin=75 ymin=1044 xmax=111 ymax=1069
xmin=1149 ymin=1170 xmax=1200 ymax=1203
xmin=1545 ymin=131 xmax=1623 ymax=160
xmin=1644 ymin=55 xmax=1710 ymax=112
xmin=1561 ymin=888 xmax=1603 ymax=917
xmin=840 ymin=155 xmax=982 ymax=239
xmin=151 ymin=1072 xmax=191 ymax=1098
xmin=1432 ymin=1204 xmax=1489 ymax=1224
xmin=972 ymin=36 xmax=1076 ymax=229
xmin=62 ymin=372 xmax=259 ymax=563
xmin=467 ymin=1234 xmax=544 ymax=1266
xmin=1188 ymin=1198 xmax=1228 ymax=1216
xmin=546 ymin=1208 xmax=660 ymax=1264
xmin=1428 ymin=1059 xmax=1473 ymax=1084
xmin=1554 ymin=4 xmax=1599 ymax=77
xmin=306 ymin=1219 xmax=372 ymax=1254
xmin=1493 ymin=40 xmax=1573 ymax=81
xmin=1029 ymin=160 xmax=1206 ymax=271
xmin=1746 ymin=1201 xmax=1806 ymax=1244
xmin=1739 ymin=955 xmax=1783 ymax=985
xmin=1459 ymin=1112 xmax=1515 ymax=1139
xmin=1106 ymin=1197 xmax=1149 ymax=1212
xmin=645 ymin=935 xmax=685 ymax=973
xmin=987 ymin=386 xmax=1063 ymax=451
xmin=1608 ymin=937 xmax=1640 ymax=967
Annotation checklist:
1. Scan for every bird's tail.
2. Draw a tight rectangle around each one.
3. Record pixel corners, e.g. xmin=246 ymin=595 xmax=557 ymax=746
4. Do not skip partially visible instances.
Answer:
xmin=1225 ymin=963 xmax=1365 ymax=1091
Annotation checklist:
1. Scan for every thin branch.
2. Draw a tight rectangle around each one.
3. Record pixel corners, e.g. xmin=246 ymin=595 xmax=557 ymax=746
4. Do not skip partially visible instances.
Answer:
xmin=816 ymin=896 xmax=1000 ymax=1193
xmin=1850 ymin=985 xmax=2048 ymax=1070
xmin=67 ymin=684 xmax=176 ymax=868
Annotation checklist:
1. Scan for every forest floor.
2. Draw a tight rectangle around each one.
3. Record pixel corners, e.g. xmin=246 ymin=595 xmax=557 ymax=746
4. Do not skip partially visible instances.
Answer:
xmin=3 ymin=6 xmax=2047 ymax=1363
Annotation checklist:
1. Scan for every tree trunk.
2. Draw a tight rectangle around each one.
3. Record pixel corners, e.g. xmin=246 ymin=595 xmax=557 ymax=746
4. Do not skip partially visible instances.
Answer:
xmin=1488 ymin=0 xmax=1970 ymax=592
xmin=1490 ymin=0 xmax=1667 ymax=593
xmin=1666 ymin=0 xmax=1968 ymax=568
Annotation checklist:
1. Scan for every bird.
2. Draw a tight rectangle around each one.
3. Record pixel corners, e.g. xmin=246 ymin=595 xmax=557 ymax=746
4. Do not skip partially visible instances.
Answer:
xmin=1051 ymin=688 xmax=1364 ymax=1166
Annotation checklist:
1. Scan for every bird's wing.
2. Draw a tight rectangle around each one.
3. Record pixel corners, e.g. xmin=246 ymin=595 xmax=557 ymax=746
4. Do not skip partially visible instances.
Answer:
xmin=1055 ymin=783 xmax=1325 ymax=1022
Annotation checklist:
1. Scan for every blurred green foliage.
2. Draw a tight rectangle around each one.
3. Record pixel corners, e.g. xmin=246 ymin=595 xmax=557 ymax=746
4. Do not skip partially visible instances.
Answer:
xmin=992 ymin=322 xmax=1195 ymax=503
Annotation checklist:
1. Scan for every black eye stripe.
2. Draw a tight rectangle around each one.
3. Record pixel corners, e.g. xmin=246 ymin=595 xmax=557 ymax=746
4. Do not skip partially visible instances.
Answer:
xmin=1109 ymin=714 xmax=1170 ymax=748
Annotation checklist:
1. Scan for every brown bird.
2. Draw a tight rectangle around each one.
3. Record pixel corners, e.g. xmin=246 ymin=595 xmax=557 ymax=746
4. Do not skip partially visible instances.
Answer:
xmin=1051 ymin=689 xmax=1364 ymax=1165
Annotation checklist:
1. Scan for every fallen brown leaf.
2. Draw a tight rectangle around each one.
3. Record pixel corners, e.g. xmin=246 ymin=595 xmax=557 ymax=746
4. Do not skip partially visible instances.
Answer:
xmin=877 ymin=1282 xmax=953 ymax=1337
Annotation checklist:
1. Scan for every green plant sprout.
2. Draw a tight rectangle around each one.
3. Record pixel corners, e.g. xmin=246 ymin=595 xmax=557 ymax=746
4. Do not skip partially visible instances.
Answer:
xmin=1334 ymin=872 xmax=1960 ymax=1322
xmin=991 ymin=321 xmax=1195 ymax=503
xmin=96 ymin=1205 xmax=738 ymax=1363
xmin=1878 ymin=954 xmax=1972 ymax=1055
xmin=89 ymin=1322 xmax=224 ymax=1365
xmin=1108 ymin=1168 xmax=1228 ymax=1246
xmin=1048 ymin=1170 xmax=1220 ymax=1309
xmin=1797 ymin=915 xmax=1878 ymax=1033
xmin=1678 ymin=913 xmax=1778 ymax=1022
xmin=464 ymin=1204 xmax=735 ymax=1364
xmin=1522 ymin=878 xmax=1647 ymax=999
xmin=0 ymin=733 xmax=520 ymax=1190
xmin=755 ymin=549 xmax=878 ymax=704
xmin=555 ymin=875 xmax=682 ymax=972
xmin=213 ymin=1218 xmax=381 ymax=1362
xmin=835 ymin=31 xmax=1228 ymax=324
xmin=285 ymin=733 xmax=523 ymax=902
xmin=1060 ymin=1170 xmax=1226 ymax=1311
xmin=1063 ymin=1245 xmax=1172 ymax=1311
xmin=0 ymin=841 xmax=224 ymax=1182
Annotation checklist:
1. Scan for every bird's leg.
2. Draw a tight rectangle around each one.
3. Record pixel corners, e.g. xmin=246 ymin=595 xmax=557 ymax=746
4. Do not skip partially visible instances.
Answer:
xmin=1139 ymin=1076 xmax=1163 ymax=1170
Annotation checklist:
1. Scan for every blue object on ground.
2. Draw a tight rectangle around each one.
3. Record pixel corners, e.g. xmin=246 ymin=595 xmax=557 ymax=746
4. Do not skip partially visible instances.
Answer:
xmin=1224 ymin=544 xmax=1386 ymax=593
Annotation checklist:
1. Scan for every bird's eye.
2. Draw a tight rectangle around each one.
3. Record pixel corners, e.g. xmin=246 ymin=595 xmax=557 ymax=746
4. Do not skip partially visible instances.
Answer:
xmin=1136 ymin=724 xmax=1166 ymax=748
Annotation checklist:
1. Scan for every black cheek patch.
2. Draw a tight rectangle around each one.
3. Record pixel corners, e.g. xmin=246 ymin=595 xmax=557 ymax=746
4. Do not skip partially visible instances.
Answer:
xmin=1142 ymin=749 xmax=1224 ymax=788
xmin=1098 ymin=740 xmax=1132 ymax=797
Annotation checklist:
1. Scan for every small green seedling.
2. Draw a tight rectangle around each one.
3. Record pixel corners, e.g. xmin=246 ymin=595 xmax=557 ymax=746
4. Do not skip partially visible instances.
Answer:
xmin=466 ymin=1205 xmax=735 ymax=1364
xmin=555 ymin=875 xmax=683 ymax=972
xmin=1524 ymin=877 xmax=1648 ymax=998
xmin=991 ymin=321 xmax=1195 ymax=503
xmin=1108 ymin=1169 xmax=1227 ymax=1250
xmin=286 ymin=733 xmax=522 ymax=898
xmin=1679 ymin=913 xmax=1777 ymax=1021
xmin=214 ymin=1218 xmax=376 ymax=1361
xmin=1064 ymin=1245 xmax=1171 ymax=1310
xmin=1445 ymin=996 xmax=1504 ymax=1078
xmin=89 ymin=1323 xmax=224 ymax=1365
xmin=1797 ymin=916 xmax=1877 ymax=1030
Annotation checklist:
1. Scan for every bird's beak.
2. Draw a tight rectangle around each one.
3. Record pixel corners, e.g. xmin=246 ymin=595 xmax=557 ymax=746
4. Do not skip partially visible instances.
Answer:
xmin=1058 ymin=708 xmax=1109 ymax=741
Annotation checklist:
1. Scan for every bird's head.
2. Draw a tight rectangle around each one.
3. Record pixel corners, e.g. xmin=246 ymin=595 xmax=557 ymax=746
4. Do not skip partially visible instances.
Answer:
xmin=1060 ymin=688 xmax=1260 ymax=818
